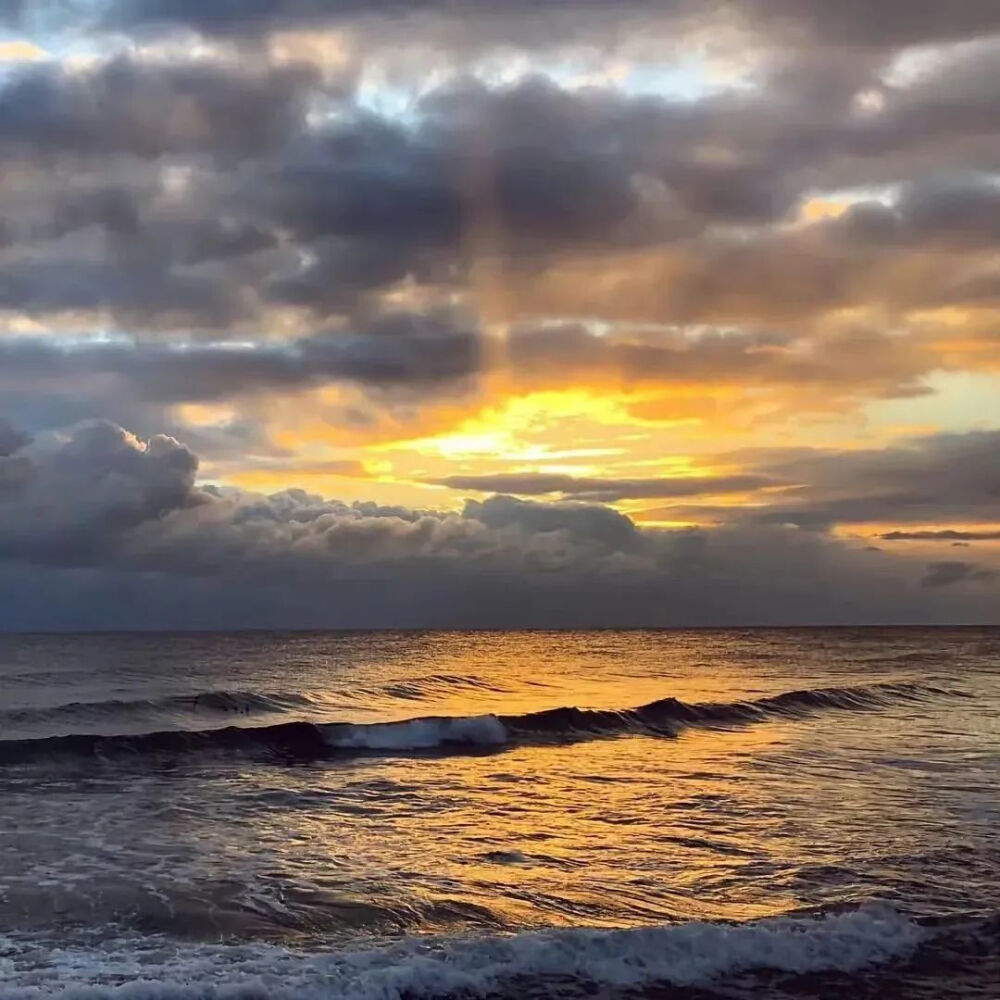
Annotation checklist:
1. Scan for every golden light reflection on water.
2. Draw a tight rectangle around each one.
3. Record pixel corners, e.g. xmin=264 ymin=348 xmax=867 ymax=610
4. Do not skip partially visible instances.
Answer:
xmin=5 ymin=629 xmax=997 ymax=945
xmin=193 ymin=630 xmax=998 ymax=940
xmin=237 ymin=720 xmax=807 ymax=937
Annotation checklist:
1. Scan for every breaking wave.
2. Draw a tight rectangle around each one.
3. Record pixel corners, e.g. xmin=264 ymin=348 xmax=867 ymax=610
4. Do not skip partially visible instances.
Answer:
xmin=0 ymin=905 xmax=928 ymax=999
xmin=0 ymin=681 xmax=958 ymax=765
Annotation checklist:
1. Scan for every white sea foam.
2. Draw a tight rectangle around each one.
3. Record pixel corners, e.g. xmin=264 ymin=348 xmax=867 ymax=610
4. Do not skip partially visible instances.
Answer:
xmin=322 ymin=714 xmax=509 ymax=750
xmin=0 ymin=905 xmax=923 ymax=999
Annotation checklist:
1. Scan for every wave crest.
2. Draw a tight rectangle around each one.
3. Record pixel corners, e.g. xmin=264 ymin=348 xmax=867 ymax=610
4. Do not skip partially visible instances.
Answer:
xmin=0 ymin=689 xmax=317 ymax=730
xmin=0 ymin=681 xmax=956 ymax=765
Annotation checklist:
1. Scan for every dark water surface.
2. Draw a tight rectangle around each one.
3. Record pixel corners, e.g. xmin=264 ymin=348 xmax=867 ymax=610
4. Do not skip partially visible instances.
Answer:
xmin=1 ymin=628 xmax=998 ymax=997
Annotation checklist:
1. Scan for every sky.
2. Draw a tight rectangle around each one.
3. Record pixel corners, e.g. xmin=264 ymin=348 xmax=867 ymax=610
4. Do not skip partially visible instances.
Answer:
xmin=0 ymin=0 xmax=999 ymax=628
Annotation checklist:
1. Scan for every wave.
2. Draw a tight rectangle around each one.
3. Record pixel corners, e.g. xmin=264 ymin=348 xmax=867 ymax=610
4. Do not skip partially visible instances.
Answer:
xmin=0 ymin=681 xmax=956 ymax=765
xmin=0 ymin=689 xmax=317 ymax=730
xmin=502 ymin=681 xmax=953 ymax=739
xmin=1 ymin=675 xmax=511 ymax=736
xmin=0 ymin=905 xmax=927 ymax=999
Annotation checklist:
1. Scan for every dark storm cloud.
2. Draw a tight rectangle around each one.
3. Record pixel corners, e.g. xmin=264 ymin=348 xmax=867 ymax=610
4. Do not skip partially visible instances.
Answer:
xmin=0 ymin=311 xmax=481 ymax=401
xmin=47 ymin=186 xmax=143 ymax=241
xmin=431 ymin=472 xmax=780 ymax=502
xmin=883 ymin=530 xmax=1000 ymax=541
xmin=921 ymin=560 xmax=999 ymax=588
xmin=264 ymin=73 xmax=820 ymax=247
xmin=0 ymin=55 xmax=321 ymax=159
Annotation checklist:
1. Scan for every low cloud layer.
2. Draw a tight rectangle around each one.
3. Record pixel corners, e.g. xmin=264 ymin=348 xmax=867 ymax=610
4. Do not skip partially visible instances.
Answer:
xmin=0 ymin=420 xmax=994 ymax=628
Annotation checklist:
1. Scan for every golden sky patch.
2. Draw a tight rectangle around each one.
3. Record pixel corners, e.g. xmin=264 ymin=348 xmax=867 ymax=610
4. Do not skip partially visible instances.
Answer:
xmin=0 ymin=40 xmax=47 ymax=62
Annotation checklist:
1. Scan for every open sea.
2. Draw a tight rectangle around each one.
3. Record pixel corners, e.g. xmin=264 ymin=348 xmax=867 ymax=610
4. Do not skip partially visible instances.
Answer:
xmin=0 ymin=628 xmax=997 ymax=998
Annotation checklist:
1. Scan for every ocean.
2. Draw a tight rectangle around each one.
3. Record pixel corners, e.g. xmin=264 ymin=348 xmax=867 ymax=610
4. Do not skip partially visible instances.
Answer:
xmin=0 ymin=628 xmax=997 ymax=998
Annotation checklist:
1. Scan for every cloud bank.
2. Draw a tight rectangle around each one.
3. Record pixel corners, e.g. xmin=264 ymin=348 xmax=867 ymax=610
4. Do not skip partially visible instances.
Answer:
xmin=0 ymin=420 xmax=994 ymax=629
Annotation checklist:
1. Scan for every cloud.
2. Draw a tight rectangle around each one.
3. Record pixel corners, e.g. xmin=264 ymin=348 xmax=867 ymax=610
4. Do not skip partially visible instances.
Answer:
xmin=1 ymin=48 xmax=998 ymax=344
xmin=753 ymin=0 xmax=1000 ymax=46
xmin=107 ymin=0 xmax=701 ymax=52
xmin=105 ymin=0 xmax=1000 ymax=53
xmin=0 ymin=420 xmax=200 ymax=565
xmin=0 ymin=1 xmax=998 ymax=630
xmin=506 ymin=321 xmax=933 ymax=403
xmin=111 ymin=0 xmax=432 ymax=34
xmin=750 ymin=430 xmax=1000 ymax=528
xmin=462 ymin=493 xmax=639 ymax=550
xmin=834 ymin=175 xmax=1000 ymax=252
xmin=0 ymin=418 xmax=29 ymax=456
xmin=430 ymin=472 xmax=781 ymax=502
xmin=0 ymin=419 xmax=995 ymax=628
xmin=0 ymin=255 xmax=254 ymax=327
xmin=645 ymin=430 xmax=1000 ymax=531
xmin=882 ymin=529 xmax=1000 ymax=541
xmin=0 ymin=54 xmax=322 ymax=159
xmin=921 ymin=560 xmax=999 ymax=588
xmin=248 ymin=75 xmax=757 ymax=265
xmin=0 ymin=310 xmax=482 ymax=401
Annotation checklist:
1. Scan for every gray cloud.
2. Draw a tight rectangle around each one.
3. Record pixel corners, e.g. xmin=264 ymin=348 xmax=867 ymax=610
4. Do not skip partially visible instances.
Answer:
xmin=883 ymin=529 xmax=1000 ymax=541
xmin=1 ymin=43 xmax=998 ymax=336
xmin=754 ymin=0 xmax=1000 ymax=45
xmin=0 ymin=419 xmax=995 ymax=628
xmin=0 ymin=324 xmax=467 ymax=489
xmin=753 ymin=431 xmax=1000 ymax=528
xmin=647 ymin=431 xmax=1000 ymax=531
xmin=462 ymin=493 xmax=639 ymax=550
xmin=0 ymin=420 xmax=200 ymax=565
xmin=0 ymin=55 xmax=321 ymax=159
xmin=248 ymin=76 xmax=738 ymax=263
xmin=506 ymin=321 xmax=933 ymax=400
xmin=0 ymin=254 xmax=254 ymax=327
xmin=0 ymin=310 xmax=481 ymax=402
xmin=104 ymin=0 xmax=1000 ymax=52
xmin=0 ymin=3 xmax=998 ymax=629
xmin=921 ymin=560 xmax=999 ymax=588
xmin=107 ymin=0 xmax=705 ymax=53
xmin=431 ymin=472 xmax=781 ymax=502
xmin=0 ymin=418 xmax=29 ymax=457
xmin=111 ymin=0 xmax=458 ymax=33
xmin=834 ymin=176 xmax=1000 ymax=252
